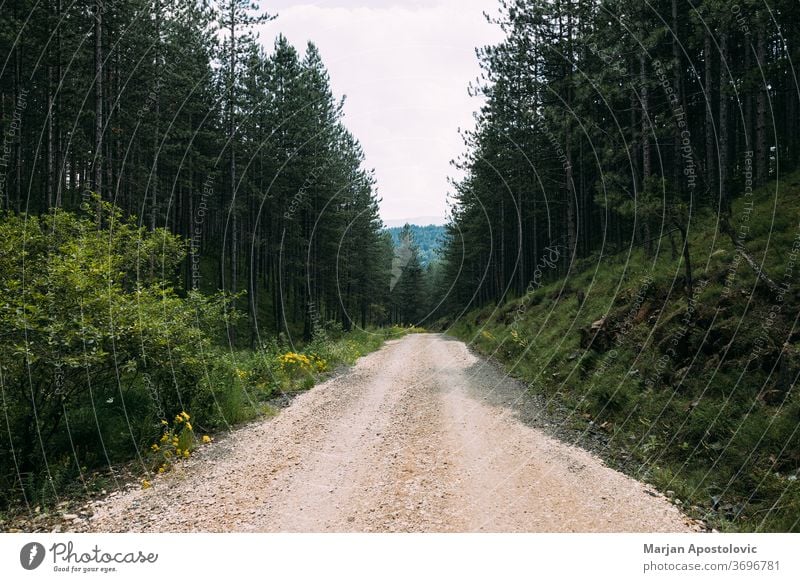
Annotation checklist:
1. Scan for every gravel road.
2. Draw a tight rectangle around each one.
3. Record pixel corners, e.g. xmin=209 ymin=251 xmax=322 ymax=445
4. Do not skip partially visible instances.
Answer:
xmin=85 ymin=333 xmax=696 ymax=532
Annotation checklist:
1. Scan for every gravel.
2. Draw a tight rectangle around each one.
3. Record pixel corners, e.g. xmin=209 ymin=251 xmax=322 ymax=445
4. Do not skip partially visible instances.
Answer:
xmin=83 ymin=334 xmax=698 ymax=532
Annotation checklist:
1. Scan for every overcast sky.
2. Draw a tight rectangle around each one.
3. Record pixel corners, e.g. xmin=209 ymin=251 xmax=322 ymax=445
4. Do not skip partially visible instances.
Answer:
xmin=258 ymin=0 xmax=503 ymax=224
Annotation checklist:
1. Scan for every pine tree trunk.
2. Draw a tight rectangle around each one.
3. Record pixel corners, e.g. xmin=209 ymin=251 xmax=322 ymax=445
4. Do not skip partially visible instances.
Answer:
xmin=672 ymin=0 xmax=683 ymax=201
xmin=630 ymin=69 xmax=643 ymax=249
xmin=500 ymin=195 xmax=505 ymax=297
xmin=227 ymin=2 xmax=238 ymax=344
xmin=565 ymin=124 xmax=576 ymax=274
xmin=640 ymin=58 xmax=651 ymax=181
xmin=56 ymin=0 xmax=63 ymax=207
xmin=676 ymin=223 xmax=693 ymax=297
xmin=13 ymin=25 xmax=21 ymax=211
xmin=640 ymin=50 xmax=652 ymax=256
xmin=719 ymin=31 xmax=730 ymax=210
xmin=756 ymin=24 xmax=768 ymax=185
xmin=1 ymin=89 xmax=5 ymax=210
xmin=151 ymin=0 xmax=161 ymax=231
xmin=47 ymin=64 xmax=54 ymax=211
xmin=69 ymin=147 xmax=76 ymax=203
xmin=705 ymin=31 xmax=716 ymax=194
xmin=93 ymin=0 xmax=103 ymax=196
xmin=566 ymin=2 xmax=576 ymax=272
xmin=104 ymin=60 xmax=112 ymax=203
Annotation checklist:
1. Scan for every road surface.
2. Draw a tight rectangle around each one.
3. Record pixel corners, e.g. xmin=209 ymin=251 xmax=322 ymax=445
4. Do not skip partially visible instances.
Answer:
xmin=85 ymin=333 xmax=695 ymax=532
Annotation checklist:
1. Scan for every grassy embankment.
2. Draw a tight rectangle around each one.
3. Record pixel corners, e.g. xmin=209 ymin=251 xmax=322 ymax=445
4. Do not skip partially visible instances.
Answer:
xmin=449 ymin=173 xmax=800 ymax=532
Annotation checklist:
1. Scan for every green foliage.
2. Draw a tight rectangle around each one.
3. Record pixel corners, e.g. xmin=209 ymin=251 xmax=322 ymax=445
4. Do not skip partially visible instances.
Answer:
xmin=0 ymin=203 xmax=225 ymax=509
xmin=0 ymin=1 xmax=395 ymax=347
xmin=387 ymin=224 xmax=445 ymax=267
xmin=388 ymin=224 xmax=429 ymax=325
xmin=438 ymin=0 xmax=800 ymax=313
xmin=449 ymin=172 xmax=800 ymax=532
xmin=0 ymin=196 xmax=392 ymax=511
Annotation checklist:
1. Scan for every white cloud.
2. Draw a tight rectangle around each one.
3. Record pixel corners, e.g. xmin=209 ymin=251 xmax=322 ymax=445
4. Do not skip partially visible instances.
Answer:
xmin=257 ymin=0 xmax=502 ymax=222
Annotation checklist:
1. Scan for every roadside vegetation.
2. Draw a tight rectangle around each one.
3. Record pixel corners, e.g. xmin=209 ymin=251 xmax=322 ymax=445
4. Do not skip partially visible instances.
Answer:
xmin=448 ymin=173 xmax=800 ymax=532
xmin=0 ymin=200 xmax=414 ymax=521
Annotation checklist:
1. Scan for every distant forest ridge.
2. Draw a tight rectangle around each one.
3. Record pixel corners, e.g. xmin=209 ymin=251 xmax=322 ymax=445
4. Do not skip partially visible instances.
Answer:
xmin=386 ymin=224 xmax=446 ymax=267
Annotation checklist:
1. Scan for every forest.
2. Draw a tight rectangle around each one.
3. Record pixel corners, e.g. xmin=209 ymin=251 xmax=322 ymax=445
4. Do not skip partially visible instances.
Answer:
xmin=435 ymin=0 xmax=800 ymax=309
xmin=1 ymin=0 xmax=402 ymax=342
xmin=2 ymin=0 xmax=800 ymax=533
xmin=387 ymin=224 xmax=445 ymax=267
xmin=0 ymin=0 xmax=425 ymax=513
xmin=434 ymin=0 xmax=800 ymax=531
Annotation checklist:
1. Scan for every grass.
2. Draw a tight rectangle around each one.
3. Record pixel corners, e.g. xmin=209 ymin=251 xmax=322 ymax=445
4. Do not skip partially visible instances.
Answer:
xmin=448 ymin=172 xmax=800 ymax=532
xmin=194 ymin=325 xmax=411 ymax=429
xmin=0 ymin=324 xmax=419 ymax=526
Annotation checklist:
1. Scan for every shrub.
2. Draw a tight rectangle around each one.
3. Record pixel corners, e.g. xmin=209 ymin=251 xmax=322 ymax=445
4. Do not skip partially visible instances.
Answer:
xmin=0 ymin=201 xmax=231 ymax=509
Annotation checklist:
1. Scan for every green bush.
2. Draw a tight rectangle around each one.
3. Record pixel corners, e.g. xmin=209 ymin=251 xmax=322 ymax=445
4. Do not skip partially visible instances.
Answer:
xmin=0 ymin=201 xmax=232 ymax=510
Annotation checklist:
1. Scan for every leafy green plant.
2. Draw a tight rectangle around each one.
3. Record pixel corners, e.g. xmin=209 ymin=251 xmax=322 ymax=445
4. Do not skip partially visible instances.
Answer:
xmin=0 ymin=201 xmax=231 ymax=509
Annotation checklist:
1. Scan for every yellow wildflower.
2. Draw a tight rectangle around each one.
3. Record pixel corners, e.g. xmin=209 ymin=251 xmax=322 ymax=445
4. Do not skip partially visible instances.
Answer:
xmin=141 ymin=480 xmax=151 ymax=489
xmin=158 ymin=467 xmax=165 ymax=474
xmin=150 ymin=444 xmax=160 ymax=452
xmin=183 ymin=450 xmax=190 ymax=459
xmin=202 ymin=435 xmax=212 ymax=444
xmin=185 ymin=422 xmax=193 ymax=431
xmin=181 ymin=411 xmax=190 ymax=421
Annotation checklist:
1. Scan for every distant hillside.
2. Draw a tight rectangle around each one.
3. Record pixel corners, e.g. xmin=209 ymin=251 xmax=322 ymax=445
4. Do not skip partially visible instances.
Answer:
xmin=383 ymin=216 xmax=446 ymax=228
xmin=386 ymin=224 xmax=446 ymax=267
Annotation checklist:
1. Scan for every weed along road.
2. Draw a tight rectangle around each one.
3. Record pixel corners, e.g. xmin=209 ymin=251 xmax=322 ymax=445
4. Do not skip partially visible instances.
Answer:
xmin=85 ymin=334 xmax=696 ymax=532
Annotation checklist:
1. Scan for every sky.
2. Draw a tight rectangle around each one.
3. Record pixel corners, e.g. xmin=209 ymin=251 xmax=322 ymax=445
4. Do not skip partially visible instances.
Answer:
xmin=258 ymin=0 xmax=503 ymax=224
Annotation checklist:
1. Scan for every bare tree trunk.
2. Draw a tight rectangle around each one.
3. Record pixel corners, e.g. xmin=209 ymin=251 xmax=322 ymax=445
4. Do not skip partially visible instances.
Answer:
xmin=704 ymin=31 xmax=716 ymax=193
xmin=500 ymin=195 xmax=505 ymax=295
xmin=672 ymin=0 xmax=683 ymax=201
xmin=675 ymin=222 xmax=693 ymax=297
xmin=630 ymin=65 xmax=643 ymax=248
xmin=228 ymin=1 xmax=238 ymax=345
xmin=744 ymin=40 xmax=753 ymax=161
xmin=640 ymin=58 xmax=651 ymax=181
xmin=47 ymin=64 xmax=54 ymax=211
xmin=1 ymin=89 xmax=5 ymax=210
xmin=565 ymin=3 xmax=576 ymax=274
xmin=93 ymin=0 xmax=103 ymax=196
xmin=565 ymin=124 xmax=576 ymax=273
xmin=13 ymin=23 xmax=22 ymax=211
xmin=719 ymin=32 xmax=730 ymax=210
xmin=151 ymin=0 xmax=161 ymax=231
xmin=69 ymin=146 xmax=76 ymax=202
xmin=755 ymin=24 xmax=768 ymax=185
xmin=249 ymin=208 xmax=259 ymax=348
xmin=640 ymin=49 xmax=652 ymax=256
xmin=56 ymin=0 xmax=63 ymax=207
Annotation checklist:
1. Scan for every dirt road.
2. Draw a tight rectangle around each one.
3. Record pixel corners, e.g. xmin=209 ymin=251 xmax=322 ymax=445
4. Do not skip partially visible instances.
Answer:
xmin=85 ymin=334 xmax=695 ymax=532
